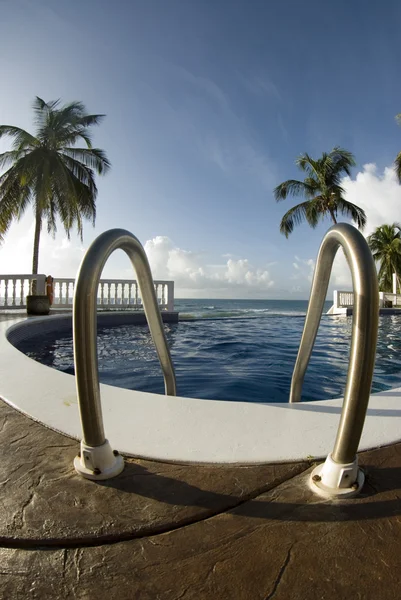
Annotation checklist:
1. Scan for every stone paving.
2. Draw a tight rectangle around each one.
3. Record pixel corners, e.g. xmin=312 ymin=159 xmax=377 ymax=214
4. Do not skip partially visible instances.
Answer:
xmin=1 ymin=395 xmax=401 ymax=599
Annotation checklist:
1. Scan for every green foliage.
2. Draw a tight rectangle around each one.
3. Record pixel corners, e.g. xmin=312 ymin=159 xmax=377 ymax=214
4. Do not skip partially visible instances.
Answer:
xmin=0 ymin=97 xmax=110 ymax=273
xmin=367 ymin=224 xmax=401 ymax=292
xmin=394 ymin=115 xmax=401 ymax=183
xmin=274 ymin=147 xmax=366 ymax=237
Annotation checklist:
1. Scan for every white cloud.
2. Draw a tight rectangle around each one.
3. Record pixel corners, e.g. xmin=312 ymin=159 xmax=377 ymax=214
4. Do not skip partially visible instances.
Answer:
xmin=290 ymin=256 xmax=315 ymax=293
xmin=242 ymin=73 xmax=281 ymax=101
xmin=330 ymin=164 xmax=401 ymax=290
xmin=342 ymin=163 xmax=401 ymax=235
xmin=0 ymin=217 xmax=86 ymax=277
xmin=144 ymin=235 xmax=274 ymax=298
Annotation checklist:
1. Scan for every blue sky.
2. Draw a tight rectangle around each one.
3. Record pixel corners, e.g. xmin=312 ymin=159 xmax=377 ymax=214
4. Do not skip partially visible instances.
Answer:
xmin=1 ymin=0 xmax=401 ymax=298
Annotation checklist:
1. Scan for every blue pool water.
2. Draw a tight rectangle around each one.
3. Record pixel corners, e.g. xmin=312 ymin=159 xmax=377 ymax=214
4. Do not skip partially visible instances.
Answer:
xmin=22 ymin=299 xmax=401 ymax=403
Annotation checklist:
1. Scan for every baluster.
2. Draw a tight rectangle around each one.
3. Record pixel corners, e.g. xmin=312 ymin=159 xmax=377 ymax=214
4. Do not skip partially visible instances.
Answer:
xmin=100 ymin=282 xmax=104 ymax=305
xmin=161 ymin=284 xmax=166 ymax=306
xmin=19 ymin=279 xmax=24 ymax=306
xmin=155 ymin=284 xmax=159 ymax=305
xmin=128 ymin=283 xmax=132 ymax=306
xmin=12 ymin=278 xmax=16 ymax=306
xmin=134 ymin=282 xmax=138 ymax=308
xmin=4 ymin=279 xmax=8 ymax=307
xmin=121 ymin=283 xmax=125 ymax=306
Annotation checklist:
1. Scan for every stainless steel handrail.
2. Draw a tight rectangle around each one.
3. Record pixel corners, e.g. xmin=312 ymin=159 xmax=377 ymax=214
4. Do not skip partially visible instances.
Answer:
xmin=290 ymin=223 xmax=379 ymax=465
xmin=73 ymin=229 xmax=176 ymax=448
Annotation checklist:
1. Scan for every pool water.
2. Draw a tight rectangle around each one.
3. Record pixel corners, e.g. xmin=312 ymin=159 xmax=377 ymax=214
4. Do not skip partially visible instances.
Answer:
xmin=20 ymin=300 xmax=401 ymax=403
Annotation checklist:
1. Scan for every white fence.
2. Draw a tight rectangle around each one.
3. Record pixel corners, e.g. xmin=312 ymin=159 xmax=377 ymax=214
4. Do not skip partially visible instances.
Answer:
xmin=0 ymin=275 xmax=46 ymax=308
xmin=335 ymin=291 xmax=354 ymax=308
xmin=332 ymin=289 xmax=401 ymax=312
xmin=0 ymin=275 xmax=174 ymax=311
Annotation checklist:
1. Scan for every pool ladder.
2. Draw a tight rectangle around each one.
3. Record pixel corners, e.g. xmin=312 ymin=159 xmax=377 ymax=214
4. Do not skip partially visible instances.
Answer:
xmin=73 ymin=229 xmax=176 ymax=480
xmin=290 ymin=223 xmax=379 ymax=497
xmin=72 ymin=224 xmax=379 ymax=498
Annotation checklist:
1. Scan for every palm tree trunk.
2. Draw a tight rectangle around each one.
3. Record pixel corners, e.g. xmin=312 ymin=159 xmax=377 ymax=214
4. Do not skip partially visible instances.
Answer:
xmin=31 ymin=205 xmax=42 ymax=294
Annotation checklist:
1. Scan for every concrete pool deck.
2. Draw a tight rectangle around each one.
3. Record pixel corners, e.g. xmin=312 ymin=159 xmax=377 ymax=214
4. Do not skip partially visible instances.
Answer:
xmin=1 ymin=395 xmax=401 ymax=599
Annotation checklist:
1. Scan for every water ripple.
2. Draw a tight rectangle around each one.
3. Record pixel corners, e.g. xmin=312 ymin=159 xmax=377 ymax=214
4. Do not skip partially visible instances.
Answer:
xmin=22 ymin=314 xmax=401 ymax=403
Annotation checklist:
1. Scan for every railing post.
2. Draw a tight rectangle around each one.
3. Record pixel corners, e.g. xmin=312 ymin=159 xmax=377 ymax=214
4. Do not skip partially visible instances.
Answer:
xmin=167 ymin=282 xmax=174 ymax=312
xmin=36 ymin=275 xmax=46 ymax=295
xmin=290 ymin=223 xmax=379 ymax=498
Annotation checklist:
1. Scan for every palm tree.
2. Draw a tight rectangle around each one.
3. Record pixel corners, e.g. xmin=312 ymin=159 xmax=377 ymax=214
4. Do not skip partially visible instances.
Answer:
xmin=0 ymin=97 xmax=110 ymax=280
xmin=394 ymin=114 xmax=401 ymax=182
xmin=274 ymin=147 xmax=366 ymax=237
xmin=367 ymin=223 xmax=401 ymax=292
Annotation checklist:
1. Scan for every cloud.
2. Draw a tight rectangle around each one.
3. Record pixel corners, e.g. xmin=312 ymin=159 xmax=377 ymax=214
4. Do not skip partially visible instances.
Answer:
xmin=242 ymin=73 xmax=281 ymax=101
xmin=330 ymin=164 xmax=401 ymax=290
xmin=342 ymin=164 xmax=401 ymax=235
xmin=0 ymin=217 xmax=87 ymax=277
xmin=290 ymin=251 xmax=353 ymax=298
xmin=144 ymin=235 xmax=274 ymax=298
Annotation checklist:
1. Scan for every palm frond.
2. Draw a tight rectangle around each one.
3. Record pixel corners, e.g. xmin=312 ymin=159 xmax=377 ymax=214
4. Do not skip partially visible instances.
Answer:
xmin=295 ymin=153 xmax=320 ymax=179
xmin=329 ymin=147 xmax=356 ymax=177
xmin=60 ymin=147 xmax=111 ymax=174
xmin=0 ymin=150 xmax=29 ymax=170
xmin=334 ymin=198 xmax=366 ymax=230
xmin=395 ymin=151 xmax=401 ymax=184
xmin=279 ymin=200 xmax=319 ymax=237
xmin=274 ymin=179 xmax=315 ymax=201
xmin=0 ymin=166 xmax=33 ymax=240
xmin=0 ymin=126 xmax=38 ymax=150
xmin=58 ymin=154 xmax=97 ymax=194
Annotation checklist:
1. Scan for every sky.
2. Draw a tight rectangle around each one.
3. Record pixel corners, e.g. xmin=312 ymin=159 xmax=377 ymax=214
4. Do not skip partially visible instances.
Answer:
xmin=1 ymin=0 xmax=401 ymax=298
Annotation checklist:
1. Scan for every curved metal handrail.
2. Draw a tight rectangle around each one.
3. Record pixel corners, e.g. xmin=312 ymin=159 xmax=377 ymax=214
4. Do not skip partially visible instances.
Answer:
xmin=73 ymin=229 xmax=176 ymax=449
xmin=290 ymin=223 xmax=379 ymax=466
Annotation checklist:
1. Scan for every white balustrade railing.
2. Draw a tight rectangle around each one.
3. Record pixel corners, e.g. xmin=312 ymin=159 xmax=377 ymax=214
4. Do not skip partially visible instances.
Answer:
xmin=53 ymin=278 xmax=174 ymax=311
xmin=382 ymin=292 xmax=401 ymax=307
xmin=0 ymin=275 xmax=46 ymax=308
xmin=0 ymin=275 xmax=174 ymax=311
xmin=334 ymin=291 xmax=354 ymax=308
xmin=333 ymin=289 xmax=401 ymax=311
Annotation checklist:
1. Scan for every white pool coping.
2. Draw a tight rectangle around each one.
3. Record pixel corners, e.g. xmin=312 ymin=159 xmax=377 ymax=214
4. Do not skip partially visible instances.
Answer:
xmin=1 ymin=314 xmax=401 ymax=464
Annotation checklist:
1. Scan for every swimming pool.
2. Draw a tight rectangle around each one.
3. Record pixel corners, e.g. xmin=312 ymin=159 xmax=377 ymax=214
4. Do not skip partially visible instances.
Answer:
xmin=19 ymin=311 xmax=401 ymax=403
xmin=3 ymin=311 xmax=401 ymax=464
